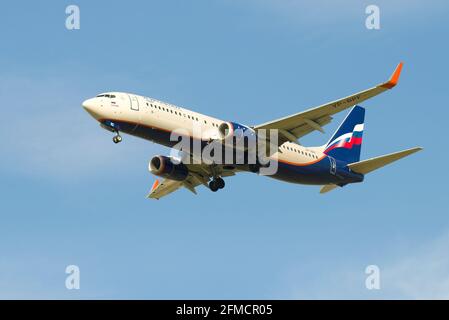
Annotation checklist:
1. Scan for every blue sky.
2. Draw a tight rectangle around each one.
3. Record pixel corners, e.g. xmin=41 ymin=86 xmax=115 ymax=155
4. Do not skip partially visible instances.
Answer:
xmin=1 ymin=0 xmax=448 ymax=299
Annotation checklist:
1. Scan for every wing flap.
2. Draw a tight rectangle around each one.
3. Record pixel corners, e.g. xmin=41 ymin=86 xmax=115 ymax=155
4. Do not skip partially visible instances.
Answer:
xmin=289 ymin=115 xmax=333 ymax=138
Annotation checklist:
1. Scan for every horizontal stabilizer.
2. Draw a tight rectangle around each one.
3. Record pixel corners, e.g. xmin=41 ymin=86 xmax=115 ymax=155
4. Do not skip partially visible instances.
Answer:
xmin=320 ymin=184 xmax=339 ymax=194
xmin=347 ymin=147 xmax=422 ymax=174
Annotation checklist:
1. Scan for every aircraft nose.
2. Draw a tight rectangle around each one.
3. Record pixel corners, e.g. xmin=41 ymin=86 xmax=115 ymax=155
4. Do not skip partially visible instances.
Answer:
xmin=82 ymin=98 xmax=101 ymax=119
xmin=82 ymin=98 xmax=95 ymax=112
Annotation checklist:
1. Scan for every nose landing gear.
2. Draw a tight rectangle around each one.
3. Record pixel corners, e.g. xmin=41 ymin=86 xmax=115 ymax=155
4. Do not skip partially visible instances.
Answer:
xmin=209 ymin=177 xmax=225 ymax=192
xmin=112 ymin=133 xmax=122 ymax=144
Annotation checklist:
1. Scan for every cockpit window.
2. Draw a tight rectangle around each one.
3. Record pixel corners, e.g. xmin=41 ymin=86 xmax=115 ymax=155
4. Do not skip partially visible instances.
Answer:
xmin=96 ymin=94 xmax=116 ymax=98
xmin=96 ymin=94 xmax=105 ymax=97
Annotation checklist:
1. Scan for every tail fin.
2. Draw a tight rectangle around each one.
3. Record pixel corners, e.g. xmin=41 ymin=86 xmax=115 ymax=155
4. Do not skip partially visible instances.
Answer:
xmin=323 ymin=105 xmax=365 ymax=163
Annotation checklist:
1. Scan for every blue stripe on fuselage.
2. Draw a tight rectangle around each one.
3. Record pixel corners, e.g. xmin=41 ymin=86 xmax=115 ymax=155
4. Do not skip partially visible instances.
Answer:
xmin=101 ymin=119 xmax=364 ymax=186
xmin=271 ymin=158 xmax=363 ymax=185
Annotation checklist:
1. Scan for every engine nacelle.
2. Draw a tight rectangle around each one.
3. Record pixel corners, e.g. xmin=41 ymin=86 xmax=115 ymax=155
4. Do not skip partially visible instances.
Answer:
xmin=149 ymin=155 xmax=188 ymax=181
xmin=218 ymin=121 xmax=257 ymax=151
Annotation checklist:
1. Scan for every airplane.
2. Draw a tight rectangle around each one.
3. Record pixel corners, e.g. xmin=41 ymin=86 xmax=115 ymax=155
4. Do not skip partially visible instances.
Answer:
xmin=82 ymin=62 xmax=422 ymax=199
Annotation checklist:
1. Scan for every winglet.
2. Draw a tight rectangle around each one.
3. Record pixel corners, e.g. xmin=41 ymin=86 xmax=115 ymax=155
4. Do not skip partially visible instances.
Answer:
xmin=151 ymin=179 xmax=160 ymax=192
xmin=146 ymin=179 xmax=161 ymax=199
xmin=381 ymin=62 xmax=403 ymax=89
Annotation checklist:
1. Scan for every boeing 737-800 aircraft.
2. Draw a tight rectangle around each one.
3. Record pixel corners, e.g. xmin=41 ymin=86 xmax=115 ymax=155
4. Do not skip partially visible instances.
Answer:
xmin=82 ymin=62 xmax=421 ymax=199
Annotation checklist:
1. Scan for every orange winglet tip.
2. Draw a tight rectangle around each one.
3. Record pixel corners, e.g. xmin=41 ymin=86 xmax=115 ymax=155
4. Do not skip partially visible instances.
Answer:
xmin=151 ymin=179 xmax=160 ymax=192
xmin=382 ymin=62 xmax=403 ymax=89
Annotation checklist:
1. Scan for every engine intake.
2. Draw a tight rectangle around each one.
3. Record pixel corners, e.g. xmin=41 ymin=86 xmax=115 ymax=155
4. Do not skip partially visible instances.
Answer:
xmin=218 ymin=122 xmax=233 ymax=140
xmin=218 ymin=121 xmax=256 ymax=151
xmin=149 ymin=155 xmax=188 ymax=181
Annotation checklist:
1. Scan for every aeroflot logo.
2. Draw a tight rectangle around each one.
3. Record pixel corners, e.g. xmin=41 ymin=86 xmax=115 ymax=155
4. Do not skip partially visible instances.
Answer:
xmin=324 ymin=123 xmax=364 ymax=154
xmin=168 ymin=123 xmax=279 ymax=176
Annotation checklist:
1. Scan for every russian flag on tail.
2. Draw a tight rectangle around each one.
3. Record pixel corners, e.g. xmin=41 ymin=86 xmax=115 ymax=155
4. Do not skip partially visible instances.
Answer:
xmin=324 ymin=106 xmax=365 ymax=164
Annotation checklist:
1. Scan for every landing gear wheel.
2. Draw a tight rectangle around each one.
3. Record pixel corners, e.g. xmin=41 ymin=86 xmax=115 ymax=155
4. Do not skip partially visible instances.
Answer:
xmin=209 ymin=180 xmax=219 ymax=192
xmin=209 ymin=178 xmax=225 ymax=192
xmin=113 ymin=135 xmax=122 ymax=144
xmin=216 ymin=177 xmax=225 ymax=189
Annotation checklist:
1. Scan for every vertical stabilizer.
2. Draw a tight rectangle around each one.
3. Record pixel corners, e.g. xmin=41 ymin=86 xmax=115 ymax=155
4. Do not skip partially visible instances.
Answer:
xmin=324 ymin=105 xmax=365 ymax=163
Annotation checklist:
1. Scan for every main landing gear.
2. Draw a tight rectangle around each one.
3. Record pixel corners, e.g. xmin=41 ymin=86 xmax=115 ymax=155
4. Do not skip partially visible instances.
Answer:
xmin=209 ymin=177 xmax=225 ymax=192
xmin=112 ymin=132 xmax=122 ymax=144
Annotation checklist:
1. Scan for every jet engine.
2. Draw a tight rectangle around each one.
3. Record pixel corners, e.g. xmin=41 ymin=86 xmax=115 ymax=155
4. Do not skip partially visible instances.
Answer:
xmin=218 ymin=122 xmax=257 ymax=151
xmin=149 ymin=155 xmax=188 ymax=181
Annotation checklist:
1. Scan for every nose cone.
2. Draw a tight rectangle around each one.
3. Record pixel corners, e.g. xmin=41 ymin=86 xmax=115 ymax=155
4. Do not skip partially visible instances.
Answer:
xmin=82 ymin=98 xmax=95 ymax=112
xmin=82 ymin=98 xmax=100 ymax=119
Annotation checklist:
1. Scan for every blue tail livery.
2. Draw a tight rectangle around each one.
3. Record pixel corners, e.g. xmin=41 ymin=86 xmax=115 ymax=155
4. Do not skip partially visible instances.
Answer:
xmin=324 ymin=105 xmax=365 ymax=164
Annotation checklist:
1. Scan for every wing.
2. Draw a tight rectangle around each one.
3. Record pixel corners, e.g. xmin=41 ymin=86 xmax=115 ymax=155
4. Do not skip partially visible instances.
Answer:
xmin=147 ymin=163 xmax=237 ymax=199
xmin=254 ymin=62 xmax=403 ymax=144
xmin=147 ymin=179 xmax=185 ymax=200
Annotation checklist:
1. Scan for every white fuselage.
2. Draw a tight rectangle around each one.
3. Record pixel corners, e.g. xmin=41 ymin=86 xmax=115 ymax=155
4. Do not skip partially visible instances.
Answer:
xmin=82 ymin=92 xmax=326 ymax=169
